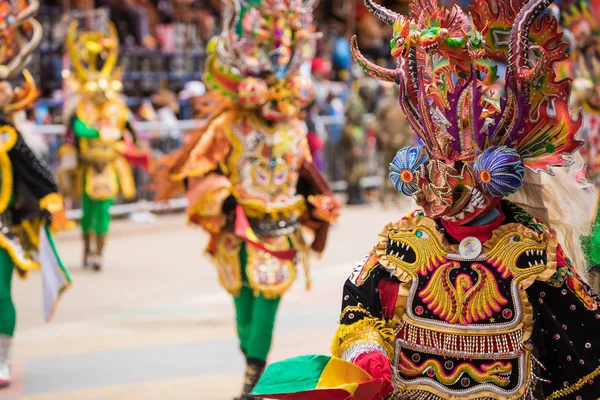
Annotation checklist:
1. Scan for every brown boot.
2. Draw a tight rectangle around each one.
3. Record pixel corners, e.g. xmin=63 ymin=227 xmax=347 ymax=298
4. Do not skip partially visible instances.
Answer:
xmin=234 ymin=359 xmax=265 ymax=400
xmin=93 ymin=234 xmax=107 ymax=271
xmin=83 ymin=233 xmax=93 ymax=268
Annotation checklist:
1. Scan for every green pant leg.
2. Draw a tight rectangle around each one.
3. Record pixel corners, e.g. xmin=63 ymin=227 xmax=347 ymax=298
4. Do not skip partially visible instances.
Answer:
xmin=246 ymin=293 xmax=281 ymax=361
xmin=0 ymin=249 xmax=15 ymax=336
xmin=80 ymin=191 xmax=95 ymax=234
xmin=233 ymin=286 xmax=254 ymax=354
xmin=93 ymin=197 xmax=114 ymax=235
xmin=233 ymin=243 xmax=254 ymax=354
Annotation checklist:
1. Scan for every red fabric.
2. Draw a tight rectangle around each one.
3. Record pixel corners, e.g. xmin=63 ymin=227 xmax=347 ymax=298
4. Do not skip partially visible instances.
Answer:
xmin=556 ymin=244 xmax=569 ymax=268
xmin=441 ymin=209 xmax=505 ymax=242
xmin=354 ymin=352 xmax=394 ymax=400
xmin=379 ymin=280 xmax=399 ymax=319
xmin=122 ymin=141 xmax=150 ymax=171
xmin=307 ymin=131 xmax=324 ymax=152
xmin=234 ymin=205 xmax=297 ymax=260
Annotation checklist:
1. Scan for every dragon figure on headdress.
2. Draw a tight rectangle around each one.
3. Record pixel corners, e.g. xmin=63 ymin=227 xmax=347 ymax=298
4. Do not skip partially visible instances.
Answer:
xmin=352 ymin=0 xmax=581 ymax=224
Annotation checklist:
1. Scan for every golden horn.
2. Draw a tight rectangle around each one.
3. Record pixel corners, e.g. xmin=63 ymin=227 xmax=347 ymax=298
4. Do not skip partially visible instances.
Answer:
xmin=100 ymin=22 xmax=120 ymax=77
xmin=66 ymin=20 xmax=88 ymax=82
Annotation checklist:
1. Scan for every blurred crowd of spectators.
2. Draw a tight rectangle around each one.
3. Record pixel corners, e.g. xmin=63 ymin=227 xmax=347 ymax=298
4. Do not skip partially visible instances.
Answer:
xmin=30 ymin=0 xmax=421 ymax=205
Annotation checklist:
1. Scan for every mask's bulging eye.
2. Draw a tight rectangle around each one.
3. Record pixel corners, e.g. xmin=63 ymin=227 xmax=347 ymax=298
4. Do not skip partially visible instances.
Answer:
xmin=473 ymin=146 xmax=525 ymax=197
xmin=389 ymin=146 xmax=429 ymax=196
xmin=510 ymin=235 xmax=521 ymax=243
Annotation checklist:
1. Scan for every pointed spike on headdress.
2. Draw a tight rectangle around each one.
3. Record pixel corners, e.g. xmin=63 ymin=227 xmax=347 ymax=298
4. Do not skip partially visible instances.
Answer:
xmin=364 ymin=0 xmax=399 ymax=26
xmin=350 ymin=35 xmax=398 ymax=83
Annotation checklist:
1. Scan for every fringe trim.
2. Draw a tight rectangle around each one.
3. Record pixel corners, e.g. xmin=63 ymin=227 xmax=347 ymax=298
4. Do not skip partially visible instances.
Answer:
xmin=331 ymin=317 xmax=395 ymax=360
xmin=546 ymin=365 xmax=600 ymax=399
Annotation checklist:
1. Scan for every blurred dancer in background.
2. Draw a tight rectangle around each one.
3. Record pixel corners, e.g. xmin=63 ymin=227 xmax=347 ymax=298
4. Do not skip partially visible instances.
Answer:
xmin=59 ymin=17 xmax=149 ymax=271
xmin=151 ymin=1 xmax=339 ymax=398
xmin=375 ymin=82 xmax=414 ymax=207
xmin=0 ymin=0 xmax=71 ymax=388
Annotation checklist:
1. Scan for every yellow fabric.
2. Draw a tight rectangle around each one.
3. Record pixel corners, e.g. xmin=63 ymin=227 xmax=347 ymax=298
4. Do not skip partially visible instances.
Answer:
xmin=0 ymin=231 xmax=39 ymax=278
xmin=0 ymin=125 xmax=17 ymax=214
xmin=39 ymin=193 xmax=64 ymax=214
xmin=114 ymin=156 xmax=136 ymax=199
xmin=331 ymin=317 xmax=396 ymax=361
xmin=85 ymin=164 xmax=119 ymax=200
xmin=315 ymin=357 xmax=374 ymax=393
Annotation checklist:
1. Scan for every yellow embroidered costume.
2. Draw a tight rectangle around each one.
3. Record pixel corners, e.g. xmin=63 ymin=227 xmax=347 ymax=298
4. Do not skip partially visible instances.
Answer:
xmin=59 ymin=18 xmax=147 ymax=270
xmin=152 ymin=0 xmax=339 ymax=398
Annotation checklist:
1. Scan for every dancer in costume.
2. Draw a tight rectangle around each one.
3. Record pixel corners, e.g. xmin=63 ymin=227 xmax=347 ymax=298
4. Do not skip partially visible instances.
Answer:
xmin=59 ymin=17 xmax=149 ymax=271
xmin=0 ymin=0 xmax=71 ymax=388
xmin=253 ymin=0 xmax=600 ymax=399
xmin=557 ymin=1 xmax=600 ymax=290
xmin=151 ymin=0 xmax=339 ymax=398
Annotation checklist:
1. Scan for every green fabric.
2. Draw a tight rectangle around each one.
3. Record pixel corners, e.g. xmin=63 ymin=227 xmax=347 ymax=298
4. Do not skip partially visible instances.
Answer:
xmin=233 ymin=243 xmax=282 ymax=361
xmin=0 ymin=248 xmax=15 ymax=336
xmin=44 ymin=225 xmax=71 ymax=284
xmin=583 ymin=202 xmax=600 ymax=268
xmin=80 ymin=190 xmax=114 ymax=235
xmin=73 ymin=117 xmax=100 ymax=139
xmin=252 ymin=355 xmax=332 ymax=395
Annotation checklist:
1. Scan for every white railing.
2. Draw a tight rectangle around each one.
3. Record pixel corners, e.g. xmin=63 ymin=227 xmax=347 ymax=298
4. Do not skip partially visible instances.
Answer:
xmin=35 ymin=117 xmax=383 ymax=218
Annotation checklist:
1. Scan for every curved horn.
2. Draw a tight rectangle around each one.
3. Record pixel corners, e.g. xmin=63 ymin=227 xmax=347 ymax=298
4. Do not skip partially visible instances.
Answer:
xmin=351 ymin=36 xmax=398 ymax=83
xmin=66 ymin=20 xmax=88 ymax=82
xmin=0 ymin=17 xmax=42 ymax=80
xmin=101 ymin=22 xmax=119 ymax=77
xmin=364 ymin=0 xmax=399 ymax=26
xmin=4 ymin=69 xmax=39 ymax=113
xmin=15 ymin=0 xmax=39 ymax=26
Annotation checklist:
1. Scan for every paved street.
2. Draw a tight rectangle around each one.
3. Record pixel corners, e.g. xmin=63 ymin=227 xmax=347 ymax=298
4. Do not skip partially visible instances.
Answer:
xmin=4 ymin=202 xmax=413 ymax=400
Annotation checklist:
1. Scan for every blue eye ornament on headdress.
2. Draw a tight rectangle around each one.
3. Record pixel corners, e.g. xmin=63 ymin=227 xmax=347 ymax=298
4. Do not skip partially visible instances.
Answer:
xmin=473 ymin=146 xmax=525 ymax=197
xmin=389 ymin=146 xmax=429 ymax=196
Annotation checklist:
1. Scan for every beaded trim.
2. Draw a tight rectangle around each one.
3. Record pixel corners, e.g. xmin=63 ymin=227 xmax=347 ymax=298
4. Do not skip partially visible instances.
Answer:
xmin=546 ymin=365 xmax=600 ymax=399
xmin=341 ymin=341 xmax=388 ymax=363
xmin=395 ymin=321 xmax=524 ymax=359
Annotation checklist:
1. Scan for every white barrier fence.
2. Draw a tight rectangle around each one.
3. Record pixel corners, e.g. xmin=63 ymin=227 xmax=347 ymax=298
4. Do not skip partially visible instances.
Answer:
xmin=35 ymin=118 xmax=384 ymax=219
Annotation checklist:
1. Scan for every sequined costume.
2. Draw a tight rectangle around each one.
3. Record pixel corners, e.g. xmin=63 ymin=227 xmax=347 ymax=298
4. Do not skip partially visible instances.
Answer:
xmin=0 ymin=0 xmax=71 ymax=388
xmin=151 ymin=1 xmax=339 ymax=398
xmin=253 ymin=0 xmax=600 ymax=399
xmin=58 ymin=18 xmax=148 ymax=271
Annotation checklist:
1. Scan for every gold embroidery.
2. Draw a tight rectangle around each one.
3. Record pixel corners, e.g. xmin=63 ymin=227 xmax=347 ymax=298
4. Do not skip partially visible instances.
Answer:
xmin=546 ymin=365 xmax=600 ymax=399
xmin=246 ymin=235 xmax=296 ymax=299
xmin=339 ymin=304 xmax=373 ymax=322
xmin=331 ymin=317 xmax=396 ymax=360
xmin=419 ymin=261 xmax=508 ymax=325
xmin=213 ymin=232 xmax=243 ymax=296
xmin=375 ymin=217 xmax=447 ymax=281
